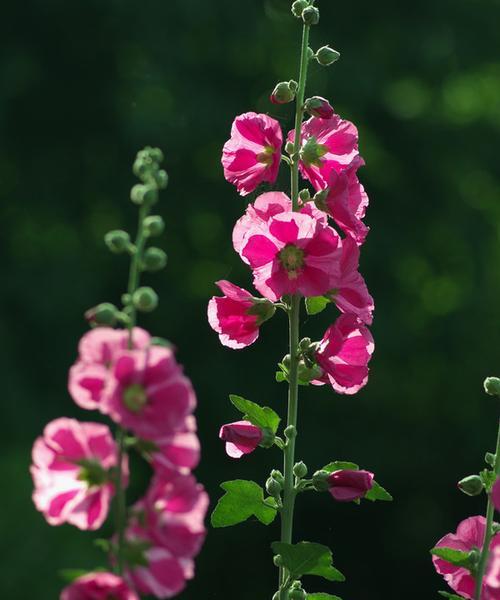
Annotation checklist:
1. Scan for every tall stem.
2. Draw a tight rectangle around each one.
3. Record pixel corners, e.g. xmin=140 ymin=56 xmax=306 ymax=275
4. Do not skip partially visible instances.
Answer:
xmin=279 ymin=22 xmax=310 ymax=598
xmin=474 ymin=418 xmax=500 ymax=600
xmin=115 ymin=201 xmax=149 ymax=575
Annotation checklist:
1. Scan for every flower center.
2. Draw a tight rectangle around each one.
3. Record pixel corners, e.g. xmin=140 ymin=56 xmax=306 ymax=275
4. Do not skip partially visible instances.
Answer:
xmin=77 ymin=459 xmax=107 ymax=487
xmin=279 ymin=244 xmax=305 ymax=279
xmin=123 ymin=383 xmax=148 ymax=413
xmin=300 ymin=136 xmax=328 ymax=167
xmin=257 ymin=145 xmax=275 ymax=166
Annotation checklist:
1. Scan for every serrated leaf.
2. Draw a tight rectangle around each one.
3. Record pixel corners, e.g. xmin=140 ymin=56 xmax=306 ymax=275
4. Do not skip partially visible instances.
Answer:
xmin=271 ymin=541 xmax=345 ymax=582
xmin=431 ymin=547 xmax=472 ymax=568
xmin=305 ymin=296 xmax=331 ymax=315
xmin=211 ymin=480 xmax=277 ymax=528
xmin=308 ymin=595 xmax=343 ymax=600
xmin=365 ymin=481 xmax=393 ymax=502
xmin=229 ymin=395 xmax=280 ymax=434
xmin=438 ymin=592 xmax=466 ymax=599
xmin=322 ymin=461 xmax=359 ymax=473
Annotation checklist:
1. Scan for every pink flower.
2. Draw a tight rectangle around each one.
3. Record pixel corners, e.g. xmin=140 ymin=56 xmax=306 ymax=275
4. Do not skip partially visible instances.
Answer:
xmin=314 ymin=313 xmax=374 ymax=394
xmin=104 ymin=346 xmax=196 ymax=441
xmin=330 ymin=236 xmax=374 ymax=325
xmin=60 ymin=572 xmax=139 ymax=600
xmin=242 ymin=211 xmax=342 ymax=301
xmin=68 ymin=327 xmax=150 ymax=411
xmin=288 ymin=115 xmax=359 ymax=191
xmin=433 ymin=516 xmax=500 ymax=599
xmin=31 ymin=417 xmax=126 ymax=530
xmin=318 ymin=157 xmax=369 ymax=245
xmin=327 ymin=469 xmax=374 ymax=501
xmin=207 ymin=280 xmax=275 ymax=349
xmin=150 ymin=416 xmax=200 ymax=480
xmin=304 ymin=96 xmax=334 ymax=119
xmin=222 ymin=112 xmax=283 ymax=196
xmin=232 ymin=191 xmax=327 ymax=260
xmin=485 ymin=538 xmax=500 ymax=599
xmin=219 ymin=420 xmax=263 ymax=458
xmin=492 ymin=477 xmax=500 ymax=512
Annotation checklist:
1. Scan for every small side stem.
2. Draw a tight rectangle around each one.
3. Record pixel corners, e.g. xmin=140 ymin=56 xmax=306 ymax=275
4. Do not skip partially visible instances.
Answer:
xmin=474 ymin=418 xmax=500 ymax=600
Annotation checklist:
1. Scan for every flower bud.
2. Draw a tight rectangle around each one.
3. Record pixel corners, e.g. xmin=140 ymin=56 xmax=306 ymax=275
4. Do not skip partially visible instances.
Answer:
xmin=302 ymin=6 xmax=319 ymax=25
xmin=298 ymin=360 xmax=322 ymax=383
xmin=85 ymin=302 xmax=118 ymax=327
xmin=289 ymin=588 xmax=307 ymax=600
xmin=142 ymin=247 xmax=168 ymax=272
xmin=312 ymin=470 xmax=330 ymax=492
xmin=130 ymin=184 xmax=158 ymax=206
xmin=132 ymin=287 xmax=158 ymax=312
xmin=327 ymin=469 xmax=374 ymax=501
xmin=271 ymin=470 xmax=285 ymax=485
xmin=458 ymin=475 xmax=484 ymax=497
xmin=285 ymin=141 xmax=295 ymax=155
xmin=272 ymin=594 xmax=280 ymax=600
xmin=266 ymin=476 xmax=282 ymax=497
xmin=484 ymin=377 xmax=500 ymax=397
xmin=298 ymin=189 xmax=311 ymax=202
xmin=291 ymin=0 xmax=309 ymax=18
xmin=154 ymin=169 xmax=169 ymax=189
xmin=273 ymin=554 xmax=284 ymax=567
xmin=486 ymin=452 xmax=496 ymax=467
xmin=293 ymin=461 xmax=308 ymax=478
xmin=304 ymin=96 xmax=334 ymax=119
xmin=270 ymin=81 xmax=296 ymax=105
xmin=316 ymin=45 xmax=340 ymax=66
xmin=144 ymin=215 xmax=165 ymax=237
xmin=313 ymin=188 xmax=329 ymax=211
xmin=284 ymin=425 xmax=297 ymax=440
xmin=104 ymin=230 xmax=130 ymax=254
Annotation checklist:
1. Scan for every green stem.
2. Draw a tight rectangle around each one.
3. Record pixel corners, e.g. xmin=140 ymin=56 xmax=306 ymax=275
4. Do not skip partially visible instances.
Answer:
xmin=474 ymin=418 xmax=500 ymax=600
xmin=279 ymin=22 xmax=310 ymax=599
xmin=115 ymin=201 xmax=150 ymax=575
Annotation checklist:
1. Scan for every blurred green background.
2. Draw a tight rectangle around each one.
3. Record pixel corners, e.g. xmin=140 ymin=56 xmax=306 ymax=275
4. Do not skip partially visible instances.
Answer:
xmin=1 ymin=0 xmax=500 ymax=597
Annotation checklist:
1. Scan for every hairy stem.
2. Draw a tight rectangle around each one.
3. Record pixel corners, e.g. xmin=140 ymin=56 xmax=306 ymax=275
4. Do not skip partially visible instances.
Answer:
xmin=474 ymin=418 xmax=500 ymax=600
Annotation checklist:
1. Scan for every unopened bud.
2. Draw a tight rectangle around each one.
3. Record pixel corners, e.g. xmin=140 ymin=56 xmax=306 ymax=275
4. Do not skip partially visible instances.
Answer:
xmin=316 ymin=45 xmax=340 ymax=66
xmin=266 ymin=477 xmax=282 ymax=497
xmin=293 ymin=461 xmax=308 ymax=478
xmin=273 ymin=554 xmax=284 ymax=567
xmin=299 ymin=189 xmax=311 ymax=202
xmin=291 ymin=0 xmax=309 ymax=18
xmin=289 ymin=588 xmax=307 ymax=600
xmin=304 ymin=96 xmax=334 ymax=119
xmin=85 ymin=302 xmax=118 ymax=327
xmin=132 ymin=287 xmax=158 ymax=312
xmin=142 ymin=247 xmax=168 ymax=272
xmin=486 ymin=452 xmax=496 ymax=467
xmin=285 ymin=141 xmax=295 ymax=155
xmin=104 ymin=230 xmax=130 ymax=254
xmin=270 ymin=81 xmax=296 ymax=105
xmin=284 ymin=425 xmax=297 ymax=440
xmin=154 ymin=169 xmax=169 ymax=189
xmin=312 ymin=469 xmax=330 ymax=492
xmin=271 ymin=470 xmax=285 ymax=485
xmin=484 ymin=377 xmax=500 ymax=397
xmin=302 ymin=6 xmax=319 ymax=25
xmin=458 ymin=475 xmax=484 ymax=497
xmin=144 ymin=215 xmax=165 ymax=237
xmin=313 ymin=188 xmax=329 ymax=211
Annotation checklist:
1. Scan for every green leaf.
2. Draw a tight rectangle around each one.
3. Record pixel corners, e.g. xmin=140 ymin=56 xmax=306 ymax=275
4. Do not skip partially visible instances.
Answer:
xmin=438 ymin=592 xmax=467 ymax=599
xmin=305 ymin=296 xmax=331 ymax=315
xmin=229 ymin=395 xmax=280 ymax=434
xmin=365 ymin=481 xmax=393 ymax=502
xmin=271 ymin=541 xmax=345 ymax=582
xmin=307 ymin=595 xmax=343 ymax=600
xmin=211 ymin=480 xmax=277 ymax=528
xmin=431 ymin=547 xmax=472 ymax=568
xmin=276 ymin=371 xmax=287 ymax=383
xmin=59 ymin=568 xmax=106 ymax=583
xmin=322 ymin=461 xmax=359 ymax=473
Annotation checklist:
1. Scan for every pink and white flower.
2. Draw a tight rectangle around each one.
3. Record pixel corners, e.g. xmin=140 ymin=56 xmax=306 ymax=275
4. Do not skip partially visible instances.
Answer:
xmin=288 ymin=115 xmax=359 ymax=191
xmin=60 ymin=572 xmax=139 ymax=600
xmin=68 ymin=327 xmax=151 ymax=411
xmin=314 ymin=313 xmax=374 ymax=394
xmin=31 ymin=417 xmax=126 ymax=531
xmin=327 ymin=469 xmax=374 ymax=502
xmin=241 ymin=211 xmax=342 ymax=301
xmin=150 ymin=416 xmax=201 ymax=480
xmin=219 ymin=420 xmax=263 ymax=458
xmin=104 ymin=346 xmax=196 ymax=441
xmin=433 ymin=516 xmax=500 ymax=599
xmin=208 ymin=280 xmax=275 ymax=349
xmin=222 ymin=112 xmax=283 ymax=196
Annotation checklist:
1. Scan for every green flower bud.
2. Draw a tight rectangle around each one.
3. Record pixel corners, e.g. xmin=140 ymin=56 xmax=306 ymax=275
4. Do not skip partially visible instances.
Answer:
xmin=270 ymin=81 xmax=296 ymax=105
xmin=484 ymin=377 xmax=500 ymax=397
xmin=458 ymin=475 xmax=484 ymax=497
xmin=132 ymin=287 xmax=158 ymax=312
xmin=104 ymin=229 xmax=130 ymax=254
xmin=121 ymin=293 xmax=132 ymax=306
xmin=485 ymin=452 xmax=496 ymax=467
xmin=302 ymin=6 xmax=319 ymax=25
xmin=285 ymin=141 xmax=295 ymax=155
xmin=284 ymin=425 xmax=297 ymax=440
xmin=266 ymin=476 xmax=282 ymax=497
xmin=85 ymin=302 xmax=118 ymax=326
xmin=313 ymin=188 xmax=329 ymax=211
xmin=299 ymin=189 xmax=311 ymax=202
xmin=271 ymin=469 xmax=285 ymax=485
xmin=293 ymin=461 xmax=308 ymax=478
xmin=312 ymin=469 xmax=330 ymax=492
xmin=142 ymin=247 xmax=168 ymax=272
xmin=273 ymin=554 xmax=284 ymax=567
xmin=289 ymin=588 xmax=307 ymax=600
xmin=272 ymin=594 xmax=280 ymax=600
xmin=130 ymin=184 xmax=159 ymax=206
xmin=144 ymin=215 xmax=165 ymax=237
xmin=291 ymin=0 xmax=309 ymax=18
xmin=307 ymin=46 xmax=314 ymax=61
xmin=297 ymin=360 xmax=322 ymax=383
xmin=154 ymin=169 xmax=169 ymax=190
xmin=316 ymin=45 xmax=340 ymax=66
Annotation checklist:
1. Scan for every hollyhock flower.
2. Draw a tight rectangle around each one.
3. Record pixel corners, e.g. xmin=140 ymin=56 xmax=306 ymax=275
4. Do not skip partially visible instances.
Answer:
xmin=432 ymin=516 xmax=500 ymax=599
xmin=31 ymin=417 xmax=126 ymax=530
xmin=242 ymin=211 xmax=342 ymax=301
xmin=492 ymin=477 xmax=500 ymax=512
xmin=485 ymin=538 xmax=500 ymax=598
xmin=222 ymin=112 xmax=283 ymax=196
xmin=232 ymin=191 xmax=327 ymax=260
xmin=327 ymin=469 xmax=374 ymax=501
xmin=314 ymin=313 xmax=374 ymax=394
xmin=207 ymin=280 xmax=275 ymax=349
xmin=288 ymin=115 xmax=359 ymax=191
xmin=104 ymin=346 xmax=196 ymax=441
xmin=60 ymin=572 xmax=139 ymax=600
xmin=328 ymin=236 xmax=374 ymax=325
xmin=317 ymin=157 xmax=369 ymax=245
xmin=68 ymin=327 xmax=151 ymax=411
xmin=219 ymin=420 xmax=263 ymax=458
xmin=304 ymin=96 xmax=334 ymax=119
xmin=150 ymin=416 xmax=200 ymax=479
